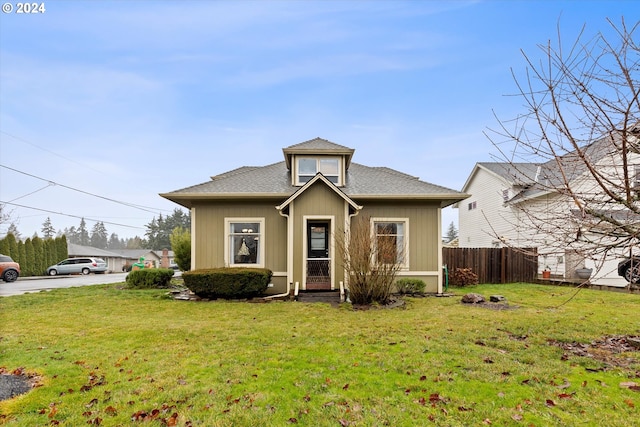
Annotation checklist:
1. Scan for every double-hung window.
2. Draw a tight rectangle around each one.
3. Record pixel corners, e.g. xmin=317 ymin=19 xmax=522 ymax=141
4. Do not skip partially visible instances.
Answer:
xmin=297 ymin=157 xmax=340 ymax=185
xmin=372 ymin=219 xmax=408 ymax=267
xmin=225 ymin=218 xmax=264 ymax=267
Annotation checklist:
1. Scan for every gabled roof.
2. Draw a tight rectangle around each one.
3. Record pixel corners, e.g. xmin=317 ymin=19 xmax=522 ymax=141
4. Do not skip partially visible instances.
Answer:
xmin=466 ymin=124 xmax=640 ymax=205
xmin=160 ymin=138 xmax=468 ymax=208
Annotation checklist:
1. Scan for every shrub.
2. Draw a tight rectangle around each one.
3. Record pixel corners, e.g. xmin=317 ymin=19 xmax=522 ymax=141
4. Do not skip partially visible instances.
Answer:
xmin=182 ymin=267 xmax=272 ymax=299
xmin=126 ymin=268 xmax=175 ymax=289
xmin=336 ymin=217 xmax=402 ymax=306
xmin=450 ymin=268 xmax=479 ymax=286
xmin=395 ymin=278 xmax=426 ymax=294
xmin=170 ymin=227 xmax=191 ymax=271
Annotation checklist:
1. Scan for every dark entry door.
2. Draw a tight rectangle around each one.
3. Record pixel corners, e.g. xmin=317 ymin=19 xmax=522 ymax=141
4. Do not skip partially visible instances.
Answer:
xmin=306 ymin=221 xmax=331 ymax=290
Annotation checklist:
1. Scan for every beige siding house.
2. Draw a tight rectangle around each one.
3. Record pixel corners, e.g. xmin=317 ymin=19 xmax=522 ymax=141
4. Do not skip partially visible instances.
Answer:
xmin=161 ymin=138 xmax=467 ymax=295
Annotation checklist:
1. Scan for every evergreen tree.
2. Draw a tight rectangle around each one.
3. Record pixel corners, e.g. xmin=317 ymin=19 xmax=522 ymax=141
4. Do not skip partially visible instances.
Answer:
xmin=90 ymin=221 xmax=108 ymax=249
xmin=0 ymin=236 xmax=8 ymax=255
xmin=7 ymin=223 xmax=21 ymax=240
xmin=24 ymin=238 xmax=35 ymax=276
xmin=126 ymin=236 xmax=144 ymax=249
xmin=41 ymin=217 xmax=56 ymax=239
xmin=445 ymin=222 xmax=458 ymax=243
xmin=5 ymin=233 xmax=18 ymax=259
xmin=17 ymin=240 xmax=26 ymax=269
xmin=77 ymin=218 xmax=90 ymax=246
xmin=45 ymin=238 xmax=57 ymax=269
xmin=107 ymin=233 xmax=123 ymax=249
xmin=64 ymin=226 xmax=78 ymax=244
xmin=56 ymin=235 xmax=68 ymax=262
xmin=145 ymin=209 xmax=191 ymax=250
xmin=32 ymin=236 xmax=45 ymax=275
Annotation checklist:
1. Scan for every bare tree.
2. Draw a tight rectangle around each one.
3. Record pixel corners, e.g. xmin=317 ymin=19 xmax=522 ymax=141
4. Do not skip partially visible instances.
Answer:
xmin=486 ymin=18 xmax=640 ymax=281
xmin=336 ymin=216 xmax=404 ymax=305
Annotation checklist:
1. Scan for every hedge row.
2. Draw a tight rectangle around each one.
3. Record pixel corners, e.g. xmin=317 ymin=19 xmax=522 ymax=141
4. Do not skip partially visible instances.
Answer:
xmin=126 ymin=268 xmax=175 ymax=289
xmin=182 ymin=267 xmax=272 ymax=299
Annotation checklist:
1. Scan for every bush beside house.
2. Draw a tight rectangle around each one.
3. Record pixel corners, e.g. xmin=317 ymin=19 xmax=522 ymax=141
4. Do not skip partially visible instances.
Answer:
xmin=182 ymin=267 xmax=272 ymax=299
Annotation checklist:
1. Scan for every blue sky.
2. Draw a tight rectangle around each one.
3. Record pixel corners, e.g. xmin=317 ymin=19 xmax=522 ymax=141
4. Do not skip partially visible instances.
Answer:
xmin=0 ymin=0 xmax=637 ymax=240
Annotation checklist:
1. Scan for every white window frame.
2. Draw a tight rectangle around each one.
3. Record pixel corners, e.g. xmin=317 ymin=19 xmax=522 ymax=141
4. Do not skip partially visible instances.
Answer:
xmin=370 ymin=218 xmax=409 ymax=269
xmin=224 ymin=218 xmax=265 ymax=268
xmin=295 ymin=156 xmax=341 ymax=186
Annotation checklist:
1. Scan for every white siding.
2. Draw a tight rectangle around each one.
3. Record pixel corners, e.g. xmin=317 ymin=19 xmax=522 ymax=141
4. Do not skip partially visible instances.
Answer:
xmin=458 ymin=166 xmax=528 ymax=248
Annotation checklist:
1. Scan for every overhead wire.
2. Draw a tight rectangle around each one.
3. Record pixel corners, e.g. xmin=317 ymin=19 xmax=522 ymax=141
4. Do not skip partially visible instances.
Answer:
xmin=0 ymin=164 xmax=171 ymax=214
xmin=0 ymin=201 xmax=146 ymax=230
xmin=0 ymin=130 xmax=177 ymax=233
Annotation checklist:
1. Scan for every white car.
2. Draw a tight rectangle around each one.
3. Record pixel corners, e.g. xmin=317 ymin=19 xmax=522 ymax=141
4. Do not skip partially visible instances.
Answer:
xmin=47 ymin=258 xmax=108 ymax=276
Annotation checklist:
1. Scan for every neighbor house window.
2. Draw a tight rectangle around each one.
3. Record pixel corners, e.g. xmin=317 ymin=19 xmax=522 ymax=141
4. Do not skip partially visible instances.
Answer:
xmin=296 ymin=157 xmax=340 ymax=185
xmin=372 ymin=219 xmax=408 ymax=267
xmin=468 ymin=201 xmax=477 ymax=210
xmin=225 ymin=218 xmax=264 ymax=267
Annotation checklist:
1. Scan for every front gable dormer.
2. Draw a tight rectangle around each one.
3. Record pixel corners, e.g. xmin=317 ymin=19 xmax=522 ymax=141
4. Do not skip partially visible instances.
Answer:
xmin=282 ymin=138 xmax=355 ymax=187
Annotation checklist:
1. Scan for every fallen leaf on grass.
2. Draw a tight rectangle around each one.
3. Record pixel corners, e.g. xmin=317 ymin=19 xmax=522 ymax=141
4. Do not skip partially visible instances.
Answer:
xmin=624 ymin=399 xmax=635 ymax=408
xmin=511 ymin=414 xmax=523 ymax=421
xmin=545 ymin=399 xmax=556 ymax=407
xmin=620 ymin=381 xmax=639 ymax=390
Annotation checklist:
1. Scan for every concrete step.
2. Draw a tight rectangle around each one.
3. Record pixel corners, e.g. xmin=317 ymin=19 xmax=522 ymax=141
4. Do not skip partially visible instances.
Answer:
xmin=296 ymin=291 xmax=341 ymax=305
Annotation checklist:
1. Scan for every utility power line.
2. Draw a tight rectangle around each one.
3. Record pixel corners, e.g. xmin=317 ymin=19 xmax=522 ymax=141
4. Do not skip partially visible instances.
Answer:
xmin=0 ymin=201 xmax=146 ymax=230
xmin=0 ymin=164 xmax=170 ymax=214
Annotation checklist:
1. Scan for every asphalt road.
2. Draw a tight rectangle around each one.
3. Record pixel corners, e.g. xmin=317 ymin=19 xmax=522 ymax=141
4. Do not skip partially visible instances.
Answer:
xmin=0 ymin=273 xmax=129 ymax=297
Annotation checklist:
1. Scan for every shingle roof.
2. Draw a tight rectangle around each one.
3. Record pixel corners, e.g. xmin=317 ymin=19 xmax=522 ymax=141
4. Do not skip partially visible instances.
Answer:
xmin=161 ymin=138 xmax=468 ymax=207
xmin=285 ymin=137 xmax=353 ymax=151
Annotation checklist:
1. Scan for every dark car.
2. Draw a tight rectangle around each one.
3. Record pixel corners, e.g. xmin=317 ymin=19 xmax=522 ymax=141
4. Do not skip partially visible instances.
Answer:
xmin=46 ymin=257 xmax=108 ymax=276
xmin=0 ymin=254 xmax=20 ymax=282
xmin=617 ymin=257 xmax=640 ymax=283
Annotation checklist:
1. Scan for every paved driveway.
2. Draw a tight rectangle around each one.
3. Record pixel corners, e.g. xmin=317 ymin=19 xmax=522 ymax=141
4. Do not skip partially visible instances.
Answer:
xmin=0 ymin=273 xmax=129 ymax=297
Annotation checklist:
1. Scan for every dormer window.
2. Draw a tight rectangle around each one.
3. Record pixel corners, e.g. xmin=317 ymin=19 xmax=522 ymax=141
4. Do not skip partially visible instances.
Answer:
xmin=297 ymin=157 xmax=340 ymax=185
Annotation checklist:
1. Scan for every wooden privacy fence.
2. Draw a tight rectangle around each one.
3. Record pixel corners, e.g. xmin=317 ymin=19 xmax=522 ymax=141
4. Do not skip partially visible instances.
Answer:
xmin=442 ymin=247 xmax=538 ymax=284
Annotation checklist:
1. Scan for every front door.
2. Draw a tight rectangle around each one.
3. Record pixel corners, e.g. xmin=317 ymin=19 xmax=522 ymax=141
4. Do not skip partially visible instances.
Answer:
xmin=306 ymin=221 xmax=331 ymax=290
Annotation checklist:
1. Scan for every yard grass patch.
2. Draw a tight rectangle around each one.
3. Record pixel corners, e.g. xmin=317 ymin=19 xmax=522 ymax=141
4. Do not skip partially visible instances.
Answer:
xmin=0 ymin=283 xmax=639 ymax=426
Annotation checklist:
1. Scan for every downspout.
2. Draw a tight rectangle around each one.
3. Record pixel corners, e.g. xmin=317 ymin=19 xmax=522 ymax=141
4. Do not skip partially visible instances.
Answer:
xmin=264 ymin=207 xmax=293 ymax=300
xmin=443 ymin=264 xmax=449 ymax=292
xmin=343 ymin=207 xmax=361 ymax=303
xmin=263 ymin=281 xmax=291 ymax=300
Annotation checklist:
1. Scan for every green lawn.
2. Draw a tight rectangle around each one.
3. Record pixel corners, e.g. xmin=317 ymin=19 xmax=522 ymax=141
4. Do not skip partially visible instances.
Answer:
xmin=1 ymin=283 xmax=639 ymax=426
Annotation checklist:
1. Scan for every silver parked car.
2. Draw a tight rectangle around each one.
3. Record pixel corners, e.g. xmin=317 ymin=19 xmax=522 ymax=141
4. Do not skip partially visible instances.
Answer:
xmin=47 ymin=257 xmax=108 ymax=276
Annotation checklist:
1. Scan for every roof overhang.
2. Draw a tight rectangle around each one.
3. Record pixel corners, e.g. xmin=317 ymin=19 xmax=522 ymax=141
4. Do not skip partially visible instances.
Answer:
xmin=159 ymin=192 xmax=290 ymax=209
xmin=355 ymin=193 xmax=470 ymax=208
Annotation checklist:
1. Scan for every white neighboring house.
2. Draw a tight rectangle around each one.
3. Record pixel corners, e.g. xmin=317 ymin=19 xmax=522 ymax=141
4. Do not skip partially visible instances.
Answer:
xmin=456 ymin=157 xmax=635 ymax=288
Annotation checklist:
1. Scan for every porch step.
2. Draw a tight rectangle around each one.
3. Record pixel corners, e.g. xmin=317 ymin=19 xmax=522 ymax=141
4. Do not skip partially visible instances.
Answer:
xmin=296 ymin=291 xmax=341 ymax=305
